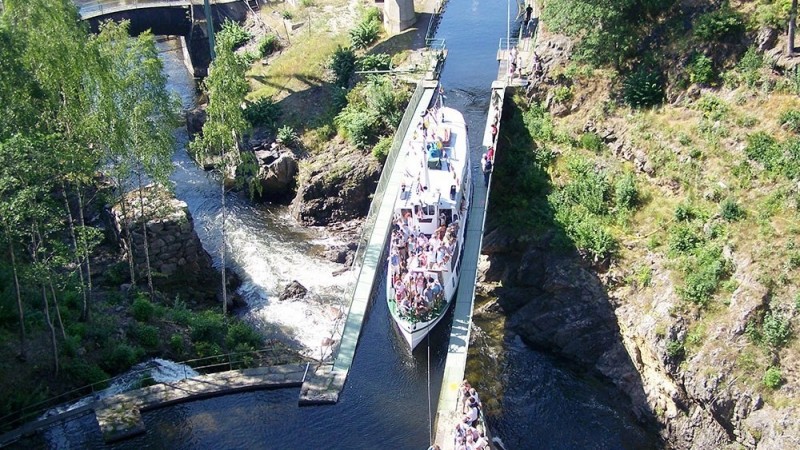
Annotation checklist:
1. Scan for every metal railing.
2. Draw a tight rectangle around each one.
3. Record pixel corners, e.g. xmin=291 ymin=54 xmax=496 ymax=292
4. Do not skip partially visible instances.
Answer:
xmin=0 ymin=345 xmax=307 ymax=435
xmin=424 ymin=0 xmax=449 ymax=45
xmin=333 ymin=80 xmax=429 ymax=359
xmin=75 ymin=0 xmax=240 ymax=18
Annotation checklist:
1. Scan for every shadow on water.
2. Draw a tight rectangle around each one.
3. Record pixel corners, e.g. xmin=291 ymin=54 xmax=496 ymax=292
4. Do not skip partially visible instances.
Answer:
xmin=466 ymin=95 xmax=661 ymax=449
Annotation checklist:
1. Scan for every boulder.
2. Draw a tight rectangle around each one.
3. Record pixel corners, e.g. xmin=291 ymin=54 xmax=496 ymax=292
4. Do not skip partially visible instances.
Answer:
xmin=256 ymin=151 xmax=298 ymax=201
xmin=185 ymin=106 xmax=207 ymax=137
xmin=279 ymin=280 xmax=308 ymax=301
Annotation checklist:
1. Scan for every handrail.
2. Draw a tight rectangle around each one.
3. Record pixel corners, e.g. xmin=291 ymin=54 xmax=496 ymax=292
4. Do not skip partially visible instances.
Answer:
xmin=424 ymin=0 xmax=449 ymax=46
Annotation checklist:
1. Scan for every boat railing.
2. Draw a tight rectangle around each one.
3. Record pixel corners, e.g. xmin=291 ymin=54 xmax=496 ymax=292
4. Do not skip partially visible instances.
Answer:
xmin=336 ymin=81 xmax=429 ymax=358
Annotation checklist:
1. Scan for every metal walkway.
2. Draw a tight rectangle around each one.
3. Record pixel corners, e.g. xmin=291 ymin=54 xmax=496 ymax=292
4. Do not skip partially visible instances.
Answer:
xmin=73 ymin=0 xmax=241 ymax=19
xmin=433 ymin=83 xmax=505 ymax=449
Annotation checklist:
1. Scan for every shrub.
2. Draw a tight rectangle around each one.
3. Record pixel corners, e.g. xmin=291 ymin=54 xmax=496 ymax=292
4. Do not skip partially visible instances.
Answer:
xmin=614 ymin=172 xmax=638 ymax=211
xmin=697 ymin=94 xmax=729 ymax=121
xmin=666 ymin=339 xmax=684 ymax=358
xmin=219 ymin=20 xmax=252 ymax=49
xmin=763 ymin=366 xmax=783 ymax=389
xmin=336 ymin=108 xmax=378 ymax=148
xmin=133 ymin=323 xmax=160 ymax=351
xmin=189 ymin=310 xmax=226 ymax=344
xmin=553 ymin=86 xmax=573 ymax=103
xmin=668 ymin=224 xmax=702 ymax=255
xmin=523 ymin=102 xmax=556 ymax=142
xmin=225 ymin=321 xmax=263 ymax=349
xmin=350 ymin=19 xmax=380 ymax=50
xmin=688 ymin=54 xmax=715 ymax=84
xmin=372 ymin=136 xmax=392 ymax=162
xmin=623 ymin=66 xmax=664 ymax=108
xmin=62 ymin=361 xmax=109 ymax=388
xmin=244 ymin=96 xmax=281 ymax=128
xmin=104 ymin=261 xmax=130 ymax=286
xmin=736 ymin=47 xmax=764 ymax=88
xmin=169 ymin=333 xmax=185 ymax=356
xmin=169 ymin=298 xmax=191 ymax=326
xmin=281 ymin=10 xmax=293 ymax=20
xmin=694 ymin=6 xmax=745 ymax=42
xmin=131 ymin=295 xmax=155 ymax=322
xmin=102 ymin=342 xmax=142 ymax=373
xmin=357 ymin=53 xmax=392 ymax=71
xmin=745 ymin=131 xmax=782 ymax=171
xmin=329 ymin=45 xmax=356 ymax=87
xmin=779 ymin=109 xmax=800 ymax=133
xmin=579 ymin=132 xmax=604 ymax=152
xmin=678 ymin=245 xmax=732 ymax=306
xmin=257 ymin=34 xmax=280 ymax=57
xmin=763 ymin=312 xmax=792 ymax=349
xmin=674 ymin=203 xmax=698 ymax=222
xmin=277 ymin=125 xmax=298 ymax=145
xmin=720 ymin=198 xmax=744 ymax=222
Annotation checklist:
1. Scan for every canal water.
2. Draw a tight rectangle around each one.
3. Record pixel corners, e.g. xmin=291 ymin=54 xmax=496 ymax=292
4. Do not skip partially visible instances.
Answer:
xmin=38 ymin=1 xmax=656 ymax=448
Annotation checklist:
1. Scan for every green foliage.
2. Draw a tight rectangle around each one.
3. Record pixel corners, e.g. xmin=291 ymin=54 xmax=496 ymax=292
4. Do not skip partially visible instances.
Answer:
xmin=614 ymin=171 xmax=638 ymax=211
xmin=697 ymin=94 xmax=729 ymax=121
xmin=357 ymin=53 xmax=392 ymax=71
xmin=623 ymin=66 xmax=664 ymax=108
xmin=736 ymin=48 xmax=765 ymax=88
xmin=102 ymin=342 xmax=143 ymax=373
xmin=131 ymin=295 xmax=155 ymax=322
xmin=720 ymin=198 xmax=744 ymax=222
xmin=225 ymin=321 xmax=263 ymax=349
xmin=779 ymin=109 xmax=800 ymax=133
xmin=169 ymin=297 xmax=191 ymax=326
xmin=277 ymin=125 xmax=298 ymax=145
xmin=169 ymin=333 xmax=185 ymax=356
xmin=694 ymin=6 xmax=745 ymax=42
xmin=763 ymin=366 xmax=783 ymax=389
xmin=104 ymin=261 xmax=130 ymax=286
xmin=257 ymin=34 xmax=280 ymax=57
xmin=372 ymin=136 xmax=392 ymax=162
xmin=189 ymin=310 xmax=226 ymax=344
xmin=552 ymin=86 xmax=573 ymax=104
xmin=282 ymin=10 xmax=294 ymax=20
xmin=244 ymin=96 xmax=281 ymax=128
xmin=579 ymin=132 xmax=604 ymax=152
xmin=745 ymin=131 xmax=783 ymax=172
xmin=220 ymin=20 xmax=252 ymax=49
xmin=677 ymin=245 xmax=733 ymax=306
xmin=669 ymin=224 xmax=702 ymax=255
xmin=762 ymin=311 xmax=792 ymax=349
xmin=62 ymin=360 xmax=109 ymax=388
xmin=688 ymin=54 xmax=715 ymax=85
xmin=133 ymin=323 xmax=159 ymax=351
xmin=335 ymin=76 xmax=409 ymax=148
xmin=523 ymin=102 xmax=556 ymax=142
xmin=666 ymin=339 xmax=685 ymax=359
xmin=350 ymin=11 xmax=381 ymax=50
xmin=754 ymin=1 xmax=792 ymax=29
xmin=329 ymin=45 xmax=357 ymax=87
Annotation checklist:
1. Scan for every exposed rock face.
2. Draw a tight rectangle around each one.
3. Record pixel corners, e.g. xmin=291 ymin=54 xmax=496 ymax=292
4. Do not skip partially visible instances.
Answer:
xmin=279 ymin=280 xmax=308 ymax=301
xmin=185 ymin=105 xmax=206 ymax=138
xmin=249 ymin=144 xmax=299 ymax=201
xmin=110 ymin=184 xmax=219 ymax=301
xmin=291 ymin=138 xmax=381 ymax=225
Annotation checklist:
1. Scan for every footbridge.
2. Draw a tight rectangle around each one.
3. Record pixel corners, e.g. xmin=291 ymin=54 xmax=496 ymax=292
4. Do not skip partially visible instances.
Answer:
xmin=74 ymin=0 xmax=242 ymax=20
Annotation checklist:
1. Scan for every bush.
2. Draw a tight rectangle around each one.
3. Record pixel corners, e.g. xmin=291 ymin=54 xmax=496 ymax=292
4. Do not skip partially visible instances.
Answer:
xmin=697 ymin=94 xmax=729 ymax=121
xmin=277 ymin=125 xmax=298 ymax=145
xmin=169 ymin=298 xmax=191 ymax=326
xmin=225 ymin=321 xmax=263 ymax=349
xmin=579 ymin=132 xmax=604 ymax=152
xmin=694 ymin=6 xmax=745 ymax=42
xmin=350 ymin=19 xmax=380 ymax=50
xmin=133 ymin=323 xmax=159 ymax=351
xmin=244 ymin=96 xmax=281 ymax=128
xmin=763 ymin=366 xmax=783 ymax=389
xmin=104 ymin=261 xmax=130 ymax=286
xmin=372 ymin=136 xmax=392 ymax=162
xmin=688 ymin=54 xmax=715 ymax=84
xmin=779 ymin=109 xmax=800 ymax=133
xmin=62 ymin=361 xmax=110 ymax=388
xmin=677 ymin=245 xmax=732 ymax=306
xmin=736 ymin=47 xmax=764 ymax=88
xmin=623 ymin=66 xmax=664 ymax=108
xmin=169 ymin=333 xmax=185 ymax=356
xmin=720 ymin=198 xmax=744 ymax=222
xmin=357 ymin=53 xmax=392 ymax=71
xmin=220 ymin=20 xmax=252 ymax=49
xmin=102 ymin=342 xmax=142 ymax=373
xmin=131 ymin=295 xmax=155 ymax=322
xmin=189 ymin=310 xmax=226 ymax=344
xmin=614 ymin=172 xmax=638 ymax=211
xmin=666 ymin=339 xmax=684 ymax=358
xmin=329 ymin=45 xmax=356 ymax=87
xmin=674 ymin=203 xmax=698 ymax=222
xmin=668 ymin=224 xmax=702 ymax=255
xmin=745 ymin=131 xmax=782 ymax=171
xmin=257 ymin=34 xmax=280 ymax=57
xmin=552 ymin=86 xmax=573 ymax=103
xmin=763 ymin=312 xmax=792 ymax=349
xmin=523 ymin=102 xmax=556 ymax=141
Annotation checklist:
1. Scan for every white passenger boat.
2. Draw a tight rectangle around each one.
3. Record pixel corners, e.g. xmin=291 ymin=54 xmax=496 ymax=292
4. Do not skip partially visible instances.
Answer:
xmin=387 ymin=103 xmax=471 ymax=349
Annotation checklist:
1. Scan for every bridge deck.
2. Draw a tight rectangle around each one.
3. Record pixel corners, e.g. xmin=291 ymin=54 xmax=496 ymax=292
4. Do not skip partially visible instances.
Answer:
xmin=433 ymin=83 xmax=506 ymax=450
xmin=75 ymin=0 xmax=241 ymax=19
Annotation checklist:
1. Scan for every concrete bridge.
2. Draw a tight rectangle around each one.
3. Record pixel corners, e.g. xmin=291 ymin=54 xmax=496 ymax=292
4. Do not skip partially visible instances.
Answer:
xmin=74 ymin=0 xmax=249 ymax=76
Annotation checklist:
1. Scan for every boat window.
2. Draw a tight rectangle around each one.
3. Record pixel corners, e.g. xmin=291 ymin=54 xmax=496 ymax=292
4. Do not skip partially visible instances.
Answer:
xmin=424 ymin=205 xmax=436 ymax=216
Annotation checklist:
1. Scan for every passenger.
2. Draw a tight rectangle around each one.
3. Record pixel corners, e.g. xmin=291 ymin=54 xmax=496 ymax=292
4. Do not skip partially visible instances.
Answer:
xmin=465 ymin=398 xmax=479 ymax=426
xmin=469 ymin=388 xmax=482 ymax=410
xmin=486 ymin=146 xmax=495 ymax=162
xmin=460 ymin=380 xmax=472 ymax=412
xmin=389 ymin=249 xmax=400 ymax=276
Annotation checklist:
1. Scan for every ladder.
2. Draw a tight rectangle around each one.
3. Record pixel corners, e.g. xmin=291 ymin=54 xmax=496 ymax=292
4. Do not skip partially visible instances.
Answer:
xmin=247 ymin=0 xmax=260 ymax=11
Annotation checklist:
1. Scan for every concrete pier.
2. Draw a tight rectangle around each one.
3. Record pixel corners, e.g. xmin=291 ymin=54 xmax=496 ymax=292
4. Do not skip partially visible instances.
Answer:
xmin=432 ymin=84 xmax=506 ymax=449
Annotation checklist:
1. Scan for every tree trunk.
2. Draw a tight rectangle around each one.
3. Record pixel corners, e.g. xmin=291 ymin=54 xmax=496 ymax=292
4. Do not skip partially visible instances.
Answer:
xmin=60 ymin=182 xmax=88 ymax=321
xmin=49 ymin=278 xmax=67 ymax=341
xmin=76 ymin=188 xmax=93 ymax=322
xmin=136 ymin=173 xmax=154 ymax=297
xmin=791 ymin=0 xmax=798 ymax=56
xmin=5 ymin=229 xmax=26 ymax=360
xmin=116 ymin=179 xmax=137 ymax=285
xmin=41 ymin=284 xmax=59 ymax=376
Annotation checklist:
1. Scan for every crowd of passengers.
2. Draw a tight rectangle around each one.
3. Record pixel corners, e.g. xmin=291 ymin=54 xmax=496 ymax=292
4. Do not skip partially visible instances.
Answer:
xmin=389 ymin=213 xmax=459 ymax=320
xmin=453 ymin=379 xmax=490 ymax=450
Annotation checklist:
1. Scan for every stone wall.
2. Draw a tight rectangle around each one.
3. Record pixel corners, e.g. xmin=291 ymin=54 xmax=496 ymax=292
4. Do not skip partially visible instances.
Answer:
xmin=110 ymin=184 xmax=217 ymax=299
